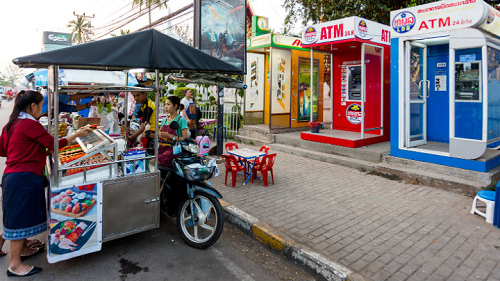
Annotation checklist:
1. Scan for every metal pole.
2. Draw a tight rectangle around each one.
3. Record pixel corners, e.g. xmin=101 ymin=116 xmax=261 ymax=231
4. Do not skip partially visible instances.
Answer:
xmin=269 ymin=48 xmax=273 ymax=131
xmin=310 ymin=49 xmax=314 ymax=122
xmin=155 ymin=70 xmax=159 ymax=171
xmin=216 ymin=86 xmax=224 ymax=156
xmin=361 ymin=44 xmax=365 ymax=139
xmin=52 ymin=65 xmax=60 ymax=185
xmin=330 ymin=53 xmax=333 ymax=129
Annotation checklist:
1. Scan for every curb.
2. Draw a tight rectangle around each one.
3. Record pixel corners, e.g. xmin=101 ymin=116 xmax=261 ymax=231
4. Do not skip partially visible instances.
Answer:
xmin=220 ymin=199 xmax=360 ymax=281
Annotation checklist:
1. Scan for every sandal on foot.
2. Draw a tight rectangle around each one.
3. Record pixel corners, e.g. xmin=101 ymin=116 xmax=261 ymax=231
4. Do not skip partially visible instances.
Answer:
xmin=7 ymin=266 xmax=42 ymax=277
xmin=0 ymin=251 xmax=6 ymax=257
xmin=26 ymin=239 xmax=45 ymax=250
xmin=20 ymin=247 xmax=44 ymax=261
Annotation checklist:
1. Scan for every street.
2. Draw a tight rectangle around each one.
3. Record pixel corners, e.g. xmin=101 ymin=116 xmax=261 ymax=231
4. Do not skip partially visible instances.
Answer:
xmin=0 ymin=99 xmax=320 ymax=281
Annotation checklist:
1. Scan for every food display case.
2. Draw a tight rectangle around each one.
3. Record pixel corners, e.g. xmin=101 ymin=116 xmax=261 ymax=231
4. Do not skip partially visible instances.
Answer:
xmin=55 ymin=129 xmax=118 ymax=186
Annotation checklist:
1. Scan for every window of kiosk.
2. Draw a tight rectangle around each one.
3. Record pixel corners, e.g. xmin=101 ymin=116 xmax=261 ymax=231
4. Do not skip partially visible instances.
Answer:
xmin=346 ymin=65 xmax=362 ymax=101
xmin=487 ymin=46 xmax=500 ymax=145
xmin=454 ymin=48 xmax=482 ymax=140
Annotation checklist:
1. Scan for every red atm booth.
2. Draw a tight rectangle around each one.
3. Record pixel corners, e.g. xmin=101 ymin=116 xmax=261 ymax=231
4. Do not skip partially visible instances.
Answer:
xmin=300 ymin=17 xmax=391 ymax=148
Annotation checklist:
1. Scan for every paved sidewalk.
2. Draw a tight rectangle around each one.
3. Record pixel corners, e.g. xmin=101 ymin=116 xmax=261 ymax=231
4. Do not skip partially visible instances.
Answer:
xmin=212 ymin=144 xmax=500 ymax=281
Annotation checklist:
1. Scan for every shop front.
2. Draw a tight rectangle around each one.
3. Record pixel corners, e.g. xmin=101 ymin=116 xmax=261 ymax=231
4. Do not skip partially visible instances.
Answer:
xmin=300 ymin=17 xmax=391 ymax=148
xmin=245 ymin=17 xmax=326 ymax=133
xmin=390 ymin=0 xmax=500 ymax=172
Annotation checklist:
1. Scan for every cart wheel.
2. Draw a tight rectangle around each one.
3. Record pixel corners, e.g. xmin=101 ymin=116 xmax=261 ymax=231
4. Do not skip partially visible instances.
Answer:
xmin=176 ymin=192 xmax=224 ymax=249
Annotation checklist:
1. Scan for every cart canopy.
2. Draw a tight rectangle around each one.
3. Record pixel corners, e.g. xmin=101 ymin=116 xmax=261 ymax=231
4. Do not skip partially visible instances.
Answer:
xmin=13 ymin=29 xmax=242 ymax=74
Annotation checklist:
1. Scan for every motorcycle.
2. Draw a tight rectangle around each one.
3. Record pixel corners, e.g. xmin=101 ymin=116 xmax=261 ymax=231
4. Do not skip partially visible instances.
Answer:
xmin=158 ymin=122 xmax=224 ymax=249
xmin=211 ymin=29 xmax=245 ymax=61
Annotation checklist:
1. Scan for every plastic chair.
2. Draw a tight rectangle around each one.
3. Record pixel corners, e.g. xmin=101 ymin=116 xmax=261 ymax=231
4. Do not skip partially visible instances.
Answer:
xmin=252 ymin=153 xmax=277 ymax=187
xmin=195 ymin=136 xmax=211 ymax=157
xmin=213 ymin=126 xmax=227 ymax=141
xmin=225 ymin=142 xmax=239 ymax=153
xmin=221 ymin=154 xmax=244 ymax=188
xmin=249 ymin=145 xmax=270 ymax=166
xmin=471 ymin=190 xmax=496 ymax=224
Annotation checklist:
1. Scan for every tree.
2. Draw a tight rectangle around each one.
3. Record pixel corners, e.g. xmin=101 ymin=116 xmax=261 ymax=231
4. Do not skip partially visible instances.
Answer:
xmin=173 ymin=25 xmax=193 ymax=46
xmin=283 ymin=0 xmax=500 ymax=28
xmin=111 ymin=29 xmax=131 ymax=37
xmin=132 ymin=0 xmax=168 ymax=28
xmin=0 ymin=65 xmax=25 ymax=87
xmin=68 ymin=15 xmax=92 ymax=44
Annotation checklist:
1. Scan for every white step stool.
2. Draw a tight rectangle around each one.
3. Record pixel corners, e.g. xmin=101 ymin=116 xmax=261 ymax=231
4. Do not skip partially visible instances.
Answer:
xmin=471 ymin=190 xmax=496 ymax=224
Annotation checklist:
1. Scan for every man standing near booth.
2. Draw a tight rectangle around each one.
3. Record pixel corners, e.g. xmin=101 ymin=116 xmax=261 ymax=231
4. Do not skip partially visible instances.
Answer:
xmin=180 ymin=89 xmax=198 ymax=138
xmin=129 ymin=91 xmax=155 ymax=148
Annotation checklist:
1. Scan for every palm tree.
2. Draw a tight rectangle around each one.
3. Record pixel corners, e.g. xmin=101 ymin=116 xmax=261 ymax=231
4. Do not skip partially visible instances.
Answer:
xmin=68 ymin=15 xmax=92 ymax=44
xmin=132 ymin=0 xmax=168 ymax=28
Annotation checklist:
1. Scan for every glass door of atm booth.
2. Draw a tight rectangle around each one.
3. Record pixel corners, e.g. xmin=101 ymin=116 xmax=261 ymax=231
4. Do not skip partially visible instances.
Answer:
xmin=361 ymin=44 xmax=384 ymax=139
xmin=405 ymin=41 xmax=428 ymax=147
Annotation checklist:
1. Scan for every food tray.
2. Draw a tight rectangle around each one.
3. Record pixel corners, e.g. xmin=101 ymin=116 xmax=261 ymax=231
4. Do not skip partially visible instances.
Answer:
xmin=51 ymin=199 xmax=96 ymax=218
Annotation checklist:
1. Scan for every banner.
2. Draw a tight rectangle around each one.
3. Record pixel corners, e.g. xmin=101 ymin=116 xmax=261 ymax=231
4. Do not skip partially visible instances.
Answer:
xmin=271 ymin=49 xmax=291 ymax=114
xmin=298 ymin=58 xmax=319 ymax=121
xmin=390 ymin=0 xmax=488 ymax=38
xmin=199 ymin=0 xmax=246 ymax=72
xmin=47 ymin=182 xmax=102 ymax=263
xmin=245 ymin=52 xmax=265 ymax=111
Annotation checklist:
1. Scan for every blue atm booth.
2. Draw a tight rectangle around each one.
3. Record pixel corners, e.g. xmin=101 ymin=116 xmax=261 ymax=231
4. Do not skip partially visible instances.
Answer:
xmin=390 ymin=0 xmax=500 ymax=172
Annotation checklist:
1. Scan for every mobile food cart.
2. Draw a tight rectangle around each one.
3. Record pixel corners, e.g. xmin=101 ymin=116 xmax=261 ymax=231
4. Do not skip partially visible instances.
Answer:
xmin=300 ymin=17 xmax=391 ymax=148
xmin=13 ymin=29 xmax=241 ymax=263
xmin=390 ymin=0 xmax=500 ymax=172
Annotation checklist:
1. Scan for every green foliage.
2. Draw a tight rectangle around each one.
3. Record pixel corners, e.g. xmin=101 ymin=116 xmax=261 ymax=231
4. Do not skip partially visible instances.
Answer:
xmin=208 ymin=96 xmax=216 ymax=104
xmin=173 ymin=87 xmax=197 ymax=100
xmin=282 ymin=0 xmax=469 ymax=27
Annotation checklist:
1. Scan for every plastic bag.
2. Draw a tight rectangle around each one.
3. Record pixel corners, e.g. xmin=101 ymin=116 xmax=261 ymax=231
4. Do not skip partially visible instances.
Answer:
xmin=88 ymin=105 xmax=98 ymax=118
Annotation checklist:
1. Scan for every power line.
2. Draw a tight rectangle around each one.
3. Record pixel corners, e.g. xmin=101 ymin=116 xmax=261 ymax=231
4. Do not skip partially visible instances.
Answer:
xmin=93 ymin=5 xmax=160 ymax=39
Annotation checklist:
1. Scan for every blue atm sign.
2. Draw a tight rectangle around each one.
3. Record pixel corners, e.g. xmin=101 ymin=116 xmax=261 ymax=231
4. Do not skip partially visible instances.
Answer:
xmin=392 ymin=12 xmax=416 ymax=34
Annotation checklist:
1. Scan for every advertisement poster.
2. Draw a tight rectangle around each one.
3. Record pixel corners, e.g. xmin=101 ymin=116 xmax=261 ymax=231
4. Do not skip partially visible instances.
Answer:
xmin=199 ymin=0 xmax=246 ymax=71
xmin=48 ymin=182 xmax=102 ymax=263
xmin=298 ymin=57 xmax=319 ymax=121
xmin=245 ymin=52 xmax=265 ymax=111
xmin=271 ymin=49 xmax=291 ymax=114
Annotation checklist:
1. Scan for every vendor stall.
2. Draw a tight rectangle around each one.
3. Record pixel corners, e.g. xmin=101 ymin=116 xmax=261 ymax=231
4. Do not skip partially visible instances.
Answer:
xmin=300 ymin=17 xmax=391 ymax=148
xmin=13 ymin=29 xmax=241 ymax=263
xmin=245 ymin=16 xmax=326 ymax=132
xmin=390 ymin=0 xmax=500 ymax=172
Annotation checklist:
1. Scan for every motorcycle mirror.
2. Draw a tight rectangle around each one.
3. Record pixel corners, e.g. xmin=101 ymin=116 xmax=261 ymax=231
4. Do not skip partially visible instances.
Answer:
xmin=169 ymin=121 xmax=180 ymax=130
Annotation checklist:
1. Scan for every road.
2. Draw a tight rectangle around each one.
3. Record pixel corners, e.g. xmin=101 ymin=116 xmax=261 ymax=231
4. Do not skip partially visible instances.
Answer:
xmin=0 ymin=99 xmax=320 ymax=281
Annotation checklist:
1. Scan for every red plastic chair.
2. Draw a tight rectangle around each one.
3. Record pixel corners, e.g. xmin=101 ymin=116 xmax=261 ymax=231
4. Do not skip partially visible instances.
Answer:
xmin=249 ymin=145 xmax=270 ymax=166
xmin=252 ymin=153 xmax=277 ymax=187
xmin=225 ymin=142 xmax=239 ymax=153
xmin=221 ymin=154 xmax=244 ymax=188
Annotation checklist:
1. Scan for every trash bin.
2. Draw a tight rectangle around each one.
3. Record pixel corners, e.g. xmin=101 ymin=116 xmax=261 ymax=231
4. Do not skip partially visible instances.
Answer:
xmin=494 ymin=182 xmax=500 ymax=228
xmin=308 ymin=122 xmax=321 ymax=133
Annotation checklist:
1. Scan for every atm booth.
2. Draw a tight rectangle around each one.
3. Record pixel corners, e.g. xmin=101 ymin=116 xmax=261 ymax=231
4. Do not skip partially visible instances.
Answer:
xmin=245 ymin=19 xmax=326 ymax=132
xmin=300 ymin=17 xmax=391 ymax=148
xmin=390 ymin=0 xmax=500 ymax=172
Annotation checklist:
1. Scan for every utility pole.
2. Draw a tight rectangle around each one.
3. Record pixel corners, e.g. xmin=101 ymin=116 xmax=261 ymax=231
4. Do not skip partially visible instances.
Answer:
xmin=73 ymin=11 xmax=95 ymax=42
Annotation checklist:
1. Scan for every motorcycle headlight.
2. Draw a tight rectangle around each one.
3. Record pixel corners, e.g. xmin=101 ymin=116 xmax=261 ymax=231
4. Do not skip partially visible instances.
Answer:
xmin=183 ymin=143 xmax=200 ymax=154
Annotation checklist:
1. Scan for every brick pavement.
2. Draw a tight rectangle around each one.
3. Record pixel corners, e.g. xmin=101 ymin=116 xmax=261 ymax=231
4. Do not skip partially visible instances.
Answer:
xmin=213 ymin=144 xmax=500 ymax=281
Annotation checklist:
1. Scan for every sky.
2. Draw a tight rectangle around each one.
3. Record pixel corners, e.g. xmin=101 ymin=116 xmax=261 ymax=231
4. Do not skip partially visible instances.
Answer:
xmin=0 ymin=0 xmax=291 ymax=79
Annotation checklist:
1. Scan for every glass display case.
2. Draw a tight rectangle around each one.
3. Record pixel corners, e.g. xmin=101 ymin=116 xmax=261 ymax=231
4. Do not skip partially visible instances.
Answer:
xmin=56 ymin=129 xmax=118 ymax=185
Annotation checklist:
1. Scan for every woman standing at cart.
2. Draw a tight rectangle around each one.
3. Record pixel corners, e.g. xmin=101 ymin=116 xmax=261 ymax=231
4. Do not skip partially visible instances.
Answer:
xmin=157 ymin=96 xmax=189 ymax=167
xmin=0 ymin=90 xmax=91 ymax=277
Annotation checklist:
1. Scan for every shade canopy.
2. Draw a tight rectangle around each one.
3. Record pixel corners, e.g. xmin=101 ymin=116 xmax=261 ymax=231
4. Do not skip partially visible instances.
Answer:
xmin=13 ymin=29 xmax=242 ymax=74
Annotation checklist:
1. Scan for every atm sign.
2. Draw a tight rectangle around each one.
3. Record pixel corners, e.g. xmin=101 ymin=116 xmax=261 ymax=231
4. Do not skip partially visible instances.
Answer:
xmin=393 ymin=12 xmax=416 ymax=34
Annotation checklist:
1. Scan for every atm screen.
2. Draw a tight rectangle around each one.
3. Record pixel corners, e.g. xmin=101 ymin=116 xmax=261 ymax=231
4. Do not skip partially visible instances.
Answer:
xmin=455 ymin=62 xmax=481 ymax=101
xmin=348 ymin=65 xmax=362 ymax=100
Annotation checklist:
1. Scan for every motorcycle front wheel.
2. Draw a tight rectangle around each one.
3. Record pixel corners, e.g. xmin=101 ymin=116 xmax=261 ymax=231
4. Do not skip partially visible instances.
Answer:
xmin=176 ymin=192 xmax=224 ymax=249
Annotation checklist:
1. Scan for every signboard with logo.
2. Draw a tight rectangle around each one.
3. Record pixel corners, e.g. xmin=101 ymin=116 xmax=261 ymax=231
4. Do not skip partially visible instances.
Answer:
xmin=301 ymin=17 xmax=391 ymax=47
xmin=390 ymin=0 xmax=493 ymax=38
xmin=479 ymin=5 xmax=500 ymax=37
xmin=248 ymin=33 xmax=304 ymax=51
xmin=346 ymin=103 xmax=362 ymax=125
xmin=43 ymin=32 xmax=72 ymax=46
